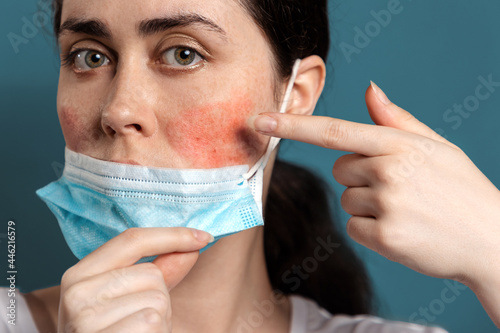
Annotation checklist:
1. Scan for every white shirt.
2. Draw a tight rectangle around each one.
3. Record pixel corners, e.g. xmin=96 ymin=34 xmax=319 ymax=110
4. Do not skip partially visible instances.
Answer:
xmin=0 ymin=288 xmax=448 ymax=332
xmin=0 ymin=289 xmax=38 ymax=333
xmin=289 ymin=294 xmax=449 ymax=333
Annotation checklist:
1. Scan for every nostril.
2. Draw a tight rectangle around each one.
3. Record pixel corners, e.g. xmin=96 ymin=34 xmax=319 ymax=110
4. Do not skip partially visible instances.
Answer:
xmin=103 ymin=123 xmax=142 ymax=136
xmin=128 ymin=124 xmax=142 ymax=131
xmin=103 ymin=124 xmax=116 ymax=136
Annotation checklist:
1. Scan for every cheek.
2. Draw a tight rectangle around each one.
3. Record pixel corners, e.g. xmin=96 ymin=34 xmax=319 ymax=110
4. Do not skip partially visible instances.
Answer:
xmin=58 ymin=106 xmax=99 ymax=152
xmin=166 ymin=95 xmax=267 ymax=168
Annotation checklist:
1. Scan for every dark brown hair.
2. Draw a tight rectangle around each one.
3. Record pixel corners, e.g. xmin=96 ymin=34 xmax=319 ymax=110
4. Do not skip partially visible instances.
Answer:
xmin=50 ymin=0 xmax=372 ymax=315
xmin=266 ymin=159 xmax=372 ymax=314
xmin=238 ymin=0 xmax=330 ymax=81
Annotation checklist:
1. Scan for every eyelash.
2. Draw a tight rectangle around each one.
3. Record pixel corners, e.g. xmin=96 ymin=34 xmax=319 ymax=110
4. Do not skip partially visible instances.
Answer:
xmin=60 ymin=46 xmax=206 ymax=70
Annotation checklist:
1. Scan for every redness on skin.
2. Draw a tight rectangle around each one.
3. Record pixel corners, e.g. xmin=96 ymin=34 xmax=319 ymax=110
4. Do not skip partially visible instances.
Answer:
xmin=166 ymin=94 xmax=267 ymax=168
xmin=58 ymin=106 xmax=96 ymax=152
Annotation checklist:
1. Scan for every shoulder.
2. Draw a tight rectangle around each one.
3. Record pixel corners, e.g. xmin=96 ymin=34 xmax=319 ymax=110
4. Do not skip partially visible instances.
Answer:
xmin=289 ymin=294 xmax=449 ymax=333
xmin=0 ymin=287 xmax=39 ymax=332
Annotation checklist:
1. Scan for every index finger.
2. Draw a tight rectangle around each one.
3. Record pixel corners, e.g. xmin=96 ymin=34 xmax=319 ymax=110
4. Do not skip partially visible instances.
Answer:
xmin=250 ymin=113 xmax=403 ymax=156
xmin=75 ymin=227 xmax=213 ymax=278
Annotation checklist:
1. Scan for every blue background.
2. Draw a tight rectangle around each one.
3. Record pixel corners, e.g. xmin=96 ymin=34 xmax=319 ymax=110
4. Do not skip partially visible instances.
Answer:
xmin=1 ymin=1 xmax=499 ymax=332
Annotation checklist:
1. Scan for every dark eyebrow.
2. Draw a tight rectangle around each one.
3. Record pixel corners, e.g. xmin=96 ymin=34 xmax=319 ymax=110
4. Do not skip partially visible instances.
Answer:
xmin=57 ymin=14 xmax=227 ymax=42
xmin=58 ymin=18 xmax=111 ymax=40
xmin=137 ymin=14 xmax=227 ymax=41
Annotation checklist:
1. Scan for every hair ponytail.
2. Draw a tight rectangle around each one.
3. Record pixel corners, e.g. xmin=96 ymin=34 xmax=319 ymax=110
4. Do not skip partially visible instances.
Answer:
xmin=264 ymin=159 xmax=373 ymax=314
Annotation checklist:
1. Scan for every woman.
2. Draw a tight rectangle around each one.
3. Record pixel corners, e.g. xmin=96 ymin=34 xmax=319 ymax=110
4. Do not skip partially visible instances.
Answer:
xmin=4 ymin=0 xmax=500 ymax=332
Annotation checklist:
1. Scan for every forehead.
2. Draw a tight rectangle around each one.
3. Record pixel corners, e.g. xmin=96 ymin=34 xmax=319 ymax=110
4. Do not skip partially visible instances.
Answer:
xmin=60 ymin=0 xmax=251 ymax=37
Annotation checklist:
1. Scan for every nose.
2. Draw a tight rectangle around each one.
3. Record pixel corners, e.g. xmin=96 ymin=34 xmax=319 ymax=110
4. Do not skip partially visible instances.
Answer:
xmin=101 ymin=65 xmax=157 ymax=138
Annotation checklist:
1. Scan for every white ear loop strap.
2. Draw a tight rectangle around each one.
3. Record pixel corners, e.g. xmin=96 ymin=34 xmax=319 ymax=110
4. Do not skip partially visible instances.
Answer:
xmin=243 ymin=59 xmax=302 ymax=180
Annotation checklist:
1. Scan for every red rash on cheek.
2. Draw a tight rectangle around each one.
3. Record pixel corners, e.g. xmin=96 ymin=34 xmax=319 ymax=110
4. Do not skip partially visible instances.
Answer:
xmin=166 ymin=96 xmax=266 ymax=168
xmin=59 ymin=106 xmax=99 ymax=152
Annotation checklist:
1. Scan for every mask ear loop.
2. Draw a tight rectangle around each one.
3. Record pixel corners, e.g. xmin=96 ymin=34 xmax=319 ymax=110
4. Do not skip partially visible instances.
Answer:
xmin=243 ymin=59 xmax=302 ymax=181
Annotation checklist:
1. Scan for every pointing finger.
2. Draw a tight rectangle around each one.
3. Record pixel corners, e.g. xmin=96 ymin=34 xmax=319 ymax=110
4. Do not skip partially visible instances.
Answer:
xmin=250 ymin=113 xmax=403 ymax=157
xmin=366 ymin=82 xmax=459 ymax=149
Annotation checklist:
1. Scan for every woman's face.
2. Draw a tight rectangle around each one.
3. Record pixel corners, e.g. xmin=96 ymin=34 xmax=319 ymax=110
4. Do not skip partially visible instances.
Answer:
xmin=57 ymin=0 xmax=277 ymax=168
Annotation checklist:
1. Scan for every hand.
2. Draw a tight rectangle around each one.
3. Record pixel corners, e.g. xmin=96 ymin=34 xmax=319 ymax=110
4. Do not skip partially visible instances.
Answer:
xmin=58 ymin=227 xmax=213 ymax=333
xmin=250 ymin=82 xmax=500 ymax=285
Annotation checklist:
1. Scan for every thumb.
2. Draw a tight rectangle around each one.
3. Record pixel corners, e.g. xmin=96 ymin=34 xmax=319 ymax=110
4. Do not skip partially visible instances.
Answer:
xmin=153 ymin=251 xmax=199 ymax=291
xmin=366 ymin=81 xmax=455 ymax=148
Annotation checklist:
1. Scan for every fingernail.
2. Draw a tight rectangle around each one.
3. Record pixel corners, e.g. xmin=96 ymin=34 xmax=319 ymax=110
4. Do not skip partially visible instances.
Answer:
xmin=191 ymin=229 xmax=215 ymax=243
xmin=370 ymin=81 xmax=391 ymax=105
xmin=253 ymin=115 xmax=277 ymax=133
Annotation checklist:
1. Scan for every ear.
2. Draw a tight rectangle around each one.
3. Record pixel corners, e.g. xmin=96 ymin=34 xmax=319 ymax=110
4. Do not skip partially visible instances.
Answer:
xmin=286 ymin=55 xmax=326 ymax=116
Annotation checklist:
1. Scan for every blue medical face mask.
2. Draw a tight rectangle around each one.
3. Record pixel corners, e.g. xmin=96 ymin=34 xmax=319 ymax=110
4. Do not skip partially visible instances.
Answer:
xmin=36 ymin=59 xmax=301 ymax=262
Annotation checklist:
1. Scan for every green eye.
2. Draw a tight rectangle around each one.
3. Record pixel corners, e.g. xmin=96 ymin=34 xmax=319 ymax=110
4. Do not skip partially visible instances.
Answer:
xmin=74 ymin=50 xmax=109 ymax=70
xmin=175 ymin=48 xmax=195 ymax=65
xmin=163 ymin=47 xmax=203 ymax=67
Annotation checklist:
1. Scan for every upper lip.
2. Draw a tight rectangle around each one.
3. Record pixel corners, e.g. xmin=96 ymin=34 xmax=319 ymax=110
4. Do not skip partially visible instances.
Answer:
xmin=109 ymin=159 xmax=142 ymax=166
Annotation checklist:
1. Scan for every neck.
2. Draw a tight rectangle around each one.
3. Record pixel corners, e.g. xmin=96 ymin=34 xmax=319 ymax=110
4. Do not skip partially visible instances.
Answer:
xmin=169 ymin=226 xmax=291 ymax=333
